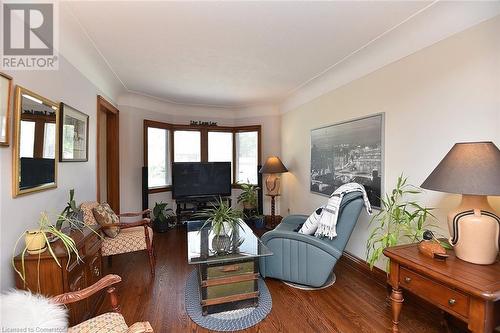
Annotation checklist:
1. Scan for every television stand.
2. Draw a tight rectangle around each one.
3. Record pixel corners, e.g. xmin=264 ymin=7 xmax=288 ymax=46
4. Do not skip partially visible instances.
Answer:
xmin=175 ymin=196 xmax=231 ymax=224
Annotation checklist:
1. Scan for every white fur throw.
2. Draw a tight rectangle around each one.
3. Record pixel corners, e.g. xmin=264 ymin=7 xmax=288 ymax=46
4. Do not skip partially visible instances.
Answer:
xmin=1 ymin=289 xmax=68 ymax=332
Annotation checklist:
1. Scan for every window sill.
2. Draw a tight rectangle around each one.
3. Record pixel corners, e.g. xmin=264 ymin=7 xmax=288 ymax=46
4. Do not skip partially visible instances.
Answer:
xmin=148 ymin=186 xmax=172 ymax=194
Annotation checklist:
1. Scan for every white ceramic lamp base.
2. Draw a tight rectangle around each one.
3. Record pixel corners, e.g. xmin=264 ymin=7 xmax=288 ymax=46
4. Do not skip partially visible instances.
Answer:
xmin=448 ymin=195 xmax=500 ymax=265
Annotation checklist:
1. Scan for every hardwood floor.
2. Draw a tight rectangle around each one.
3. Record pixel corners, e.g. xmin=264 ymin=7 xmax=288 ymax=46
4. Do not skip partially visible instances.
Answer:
xmin=99 ymin=226 xmax=446 ymax=332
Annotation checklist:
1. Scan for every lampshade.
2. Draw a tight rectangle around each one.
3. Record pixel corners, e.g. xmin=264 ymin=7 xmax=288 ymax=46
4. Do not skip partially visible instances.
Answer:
xmin=259 ymin=156 xmax=288 ymax=174
xmin=421 ymin=141 xmax=500 ymax=196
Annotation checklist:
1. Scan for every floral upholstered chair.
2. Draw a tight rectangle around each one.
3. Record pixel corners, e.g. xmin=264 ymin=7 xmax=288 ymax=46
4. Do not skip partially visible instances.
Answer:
xmin=80 ymin=202 xmax=155 ymax=276
xmin=52 ymin=274 xmax=153 ymax=333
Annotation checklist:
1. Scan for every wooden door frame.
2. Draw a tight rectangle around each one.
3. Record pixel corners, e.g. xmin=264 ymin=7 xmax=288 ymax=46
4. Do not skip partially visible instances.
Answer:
xmin=96 ymin=96 xmax=120 ymax=212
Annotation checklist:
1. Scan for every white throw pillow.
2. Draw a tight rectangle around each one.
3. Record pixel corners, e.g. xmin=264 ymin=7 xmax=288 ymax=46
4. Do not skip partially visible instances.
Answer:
xmin=1 ymin=289 xmax=68 ymax=331
xmin=298 ymin=206 xmax=324 ymax=235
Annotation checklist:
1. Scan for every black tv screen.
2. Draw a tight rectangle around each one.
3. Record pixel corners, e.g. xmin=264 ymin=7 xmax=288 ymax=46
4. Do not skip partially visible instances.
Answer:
xmin=172 ymin=162 xmax=231 ymax=199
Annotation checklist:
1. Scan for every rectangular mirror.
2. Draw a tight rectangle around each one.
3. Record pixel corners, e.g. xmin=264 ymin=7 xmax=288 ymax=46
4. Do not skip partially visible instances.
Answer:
xmin=13 ymin=86 xmax=59 ymax=197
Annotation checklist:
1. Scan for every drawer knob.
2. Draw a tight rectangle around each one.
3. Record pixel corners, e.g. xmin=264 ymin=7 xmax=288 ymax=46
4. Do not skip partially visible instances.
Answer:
xmin=404 ymin=277 xmax=412 ymax=283
xmin=93 ymin=266 xmax=100 ymax=277
xmin=448 ymin=298 xmax=456 ymax=305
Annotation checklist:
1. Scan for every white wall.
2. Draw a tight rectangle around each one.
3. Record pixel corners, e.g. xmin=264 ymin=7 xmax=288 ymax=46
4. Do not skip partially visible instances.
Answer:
xmin=117 ymin=93 xmax=281 ymax=215
xmin=0 ymin=57 xmax=115 ymax=290
xmin=280 ymin=16 xmax=500 ymax=267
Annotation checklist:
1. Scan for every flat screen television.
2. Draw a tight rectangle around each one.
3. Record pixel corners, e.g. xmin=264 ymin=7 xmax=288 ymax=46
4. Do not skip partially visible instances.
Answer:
xmin=172 ymin=162 xmax=232 ymax=199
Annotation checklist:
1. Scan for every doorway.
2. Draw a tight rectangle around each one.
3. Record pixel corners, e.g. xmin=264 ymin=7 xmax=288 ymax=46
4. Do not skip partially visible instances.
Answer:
xmin=96 ymin=95 xmax=120 ymax=212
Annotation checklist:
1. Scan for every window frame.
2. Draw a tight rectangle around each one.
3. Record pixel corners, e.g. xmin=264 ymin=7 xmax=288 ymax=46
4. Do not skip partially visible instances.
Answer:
xmin=144 ymin=120 xmax=261 ymax=194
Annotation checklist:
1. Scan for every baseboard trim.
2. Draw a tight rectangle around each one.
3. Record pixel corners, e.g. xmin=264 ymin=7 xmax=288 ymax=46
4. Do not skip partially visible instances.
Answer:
xmin=339 ymin=251 xmax=387 ymax=286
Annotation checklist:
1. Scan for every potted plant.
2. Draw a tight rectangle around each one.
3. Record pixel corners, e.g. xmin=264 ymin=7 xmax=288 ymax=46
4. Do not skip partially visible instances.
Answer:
xmin=152 ymin=201 xmax=176 ymax=233
xmin=237 ymin=183 xmax=259 ymax=210
xmin=56 ymin=189 xmax=84 ymax=231
xmin=196 ymin=198 xmax=245 ymax=254
xmin=237 ymin=183 xmax=265 ymax=228
xmin=12 ymin=212 xmax=100 ymax=289
xmin=366 ymin=174 xmax=450 ymax=271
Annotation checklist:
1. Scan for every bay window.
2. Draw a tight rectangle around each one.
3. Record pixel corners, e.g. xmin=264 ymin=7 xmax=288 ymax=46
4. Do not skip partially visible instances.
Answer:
xmin=147 ymin=127 xmax=170 ymax=188
xmin=235 ymin=131 xmax=259 ymax=184
xmin=144 ymin=120 xmax=260 ymax=193
xmin=174 ymin=130 xmax=201 ymax=162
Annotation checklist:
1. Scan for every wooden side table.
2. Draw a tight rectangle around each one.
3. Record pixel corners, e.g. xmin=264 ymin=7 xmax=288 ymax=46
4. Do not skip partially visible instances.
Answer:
xmin=384 ymin=244 xmax=500 ymax=333
xmin=13 ymin=226 xmax=103 ymax=326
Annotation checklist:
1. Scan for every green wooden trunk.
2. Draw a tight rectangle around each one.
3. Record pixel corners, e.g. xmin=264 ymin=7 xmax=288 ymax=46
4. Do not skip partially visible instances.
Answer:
xmin=198 ymin=259 xmax=259 ymax=315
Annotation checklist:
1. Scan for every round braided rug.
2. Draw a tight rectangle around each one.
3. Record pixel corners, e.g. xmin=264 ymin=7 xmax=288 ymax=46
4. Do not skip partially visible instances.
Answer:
xmin=185 ymin=269 xmax=272 ymax=331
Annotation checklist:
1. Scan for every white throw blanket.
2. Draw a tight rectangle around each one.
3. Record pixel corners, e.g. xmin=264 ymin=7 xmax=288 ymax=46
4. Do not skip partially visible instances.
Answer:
xmin=299 ymin=183 xmax=372 ymax=239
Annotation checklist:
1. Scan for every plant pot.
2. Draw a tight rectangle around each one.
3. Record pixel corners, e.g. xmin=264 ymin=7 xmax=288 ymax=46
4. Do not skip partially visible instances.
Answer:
xmin=153 ymin=217 xmax=170 ymax=233
xmin=68 ymin=210 xmax=85 ymax=230
xmin=25 ymin=230 xmax=47 ymax=255
xmin=243 ymin=203 xmax=256 ymax=210
xmin=254 ymin=216 xmax=265 ymax=229
xmin=211 ymin=234 xmax=231 ymax=254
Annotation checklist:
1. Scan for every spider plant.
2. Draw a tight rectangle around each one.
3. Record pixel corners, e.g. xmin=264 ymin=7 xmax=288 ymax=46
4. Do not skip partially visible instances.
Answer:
xmin=12 ymin=212 xmax=100 ymax=291
xmin=195 ymin=197 xmax=244 ymax=236
xmin=366 ymin=174 xmax=446 ymax=271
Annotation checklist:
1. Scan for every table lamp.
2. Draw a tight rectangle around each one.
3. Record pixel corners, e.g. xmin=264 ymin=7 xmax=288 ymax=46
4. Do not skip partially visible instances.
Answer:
xmin=421 ymin=142 xmax=500 ymax=264
xmin=259 ymin=156 xmax=288 ymax=228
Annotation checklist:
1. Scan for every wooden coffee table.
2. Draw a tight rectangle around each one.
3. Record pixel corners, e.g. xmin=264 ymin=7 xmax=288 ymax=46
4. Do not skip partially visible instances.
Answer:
xmin=187 ymin=220 xmax=272 ymax=315
xmin=384 ymin=244 xmax=500 ymax=333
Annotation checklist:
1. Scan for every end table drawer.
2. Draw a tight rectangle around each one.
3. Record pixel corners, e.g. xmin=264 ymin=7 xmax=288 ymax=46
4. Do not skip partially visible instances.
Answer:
xmin=400 ymin=267 xmax=469 ymax=318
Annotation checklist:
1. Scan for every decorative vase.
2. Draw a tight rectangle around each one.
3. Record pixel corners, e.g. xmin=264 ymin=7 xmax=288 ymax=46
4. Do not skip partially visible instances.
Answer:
xmin=211 ymin=235 xmax=231 ymax=254
xmin=211 ymin=221 xmax=233 ymax=254
xmin=25 ymin=230 xmax=47 ymax=255
xmin=68 ymin=210 xmax=85 ymax=230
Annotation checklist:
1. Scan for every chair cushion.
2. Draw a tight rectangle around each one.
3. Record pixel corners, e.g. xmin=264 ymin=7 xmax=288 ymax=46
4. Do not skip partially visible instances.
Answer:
xmin=68 ymin=312 xmax=128 ymax=333
xmin=81 ymin=201 xmax=100 ymax=226
xmin=101 ymin=226 xmax=153 ymax=257
xmin=127 ymin=322 xmax=153 ymax=333
xmin=93 ymin=203 xmax=120 ymax=238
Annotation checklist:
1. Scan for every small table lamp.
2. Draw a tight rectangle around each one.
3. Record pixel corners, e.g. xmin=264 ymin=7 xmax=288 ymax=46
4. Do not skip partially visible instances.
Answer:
xmin=421 ymin=142 xmax=500 ymax=264
xmin=259 ymin=156 xmax=288 ymax=229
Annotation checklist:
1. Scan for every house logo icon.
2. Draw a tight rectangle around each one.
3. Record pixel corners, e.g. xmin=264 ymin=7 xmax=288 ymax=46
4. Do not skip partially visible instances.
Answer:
xmin=2 ymin=1 xmax=59 ymax=70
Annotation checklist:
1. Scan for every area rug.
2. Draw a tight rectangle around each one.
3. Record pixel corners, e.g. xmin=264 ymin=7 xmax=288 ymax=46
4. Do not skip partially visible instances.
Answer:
xmin=185 ymin=269 xmax=272 ymax=331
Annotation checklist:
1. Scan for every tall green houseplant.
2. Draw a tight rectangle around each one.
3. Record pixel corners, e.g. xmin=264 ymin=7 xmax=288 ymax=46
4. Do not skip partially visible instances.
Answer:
xmin=366 ymin=175 xmax=438 ymax=270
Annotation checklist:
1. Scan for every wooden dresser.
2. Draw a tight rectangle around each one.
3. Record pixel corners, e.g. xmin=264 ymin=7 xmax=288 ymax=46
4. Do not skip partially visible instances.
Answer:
xmin=13 ymin=225 xmax=103 ymax=326
xmin=384 ymin=244 xmax=500 ymax=333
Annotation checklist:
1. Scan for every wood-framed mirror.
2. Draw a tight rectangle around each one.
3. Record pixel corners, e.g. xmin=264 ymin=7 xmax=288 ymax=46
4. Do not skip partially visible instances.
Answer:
xmin=13 ymin=86 xmax=59 ymax=197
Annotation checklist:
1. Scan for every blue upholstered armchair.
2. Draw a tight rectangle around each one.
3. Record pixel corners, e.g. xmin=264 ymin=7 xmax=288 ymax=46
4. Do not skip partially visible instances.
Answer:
xmin=259 ymin=192 xmax=365 ymax=288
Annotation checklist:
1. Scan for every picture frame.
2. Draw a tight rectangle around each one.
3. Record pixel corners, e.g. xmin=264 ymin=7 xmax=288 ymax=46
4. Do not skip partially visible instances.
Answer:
xmin=310 ymin=113 xmax=384 ymax=208
xmin=59 ymin=103 xmax=89 ymax=162
xmin=1 ymin=72 xmax=13 ymax=146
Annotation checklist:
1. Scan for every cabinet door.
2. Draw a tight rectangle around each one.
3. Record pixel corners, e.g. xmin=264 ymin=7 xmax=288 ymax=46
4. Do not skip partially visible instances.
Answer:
xmin=86 ymin=250 xmax=103 ymax=312
xmin=67 ymin=265 xmax=88 ymax=326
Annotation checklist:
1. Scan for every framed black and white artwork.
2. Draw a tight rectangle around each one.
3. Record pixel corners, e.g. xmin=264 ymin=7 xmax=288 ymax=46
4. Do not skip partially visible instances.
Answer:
xmin=310 ymin=113 xmax=384 ymax=208
xmin=59 ymin=103 xmax=89 ymax=162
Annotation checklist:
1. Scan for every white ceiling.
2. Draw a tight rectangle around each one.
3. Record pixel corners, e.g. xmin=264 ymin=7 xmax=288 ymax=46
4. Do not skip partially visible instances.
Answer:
xmin=65 ymin=1 xmax=500 ymax=109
